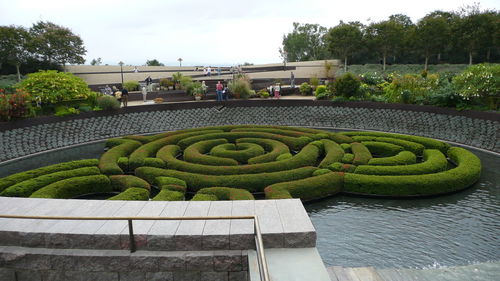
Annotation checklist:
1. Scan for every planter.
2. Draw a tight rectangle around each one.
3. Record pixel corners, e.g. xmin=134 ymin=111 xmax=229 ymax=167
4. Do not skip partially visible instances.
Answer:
xmin=195 ymin=95 xmax=202 ymax=101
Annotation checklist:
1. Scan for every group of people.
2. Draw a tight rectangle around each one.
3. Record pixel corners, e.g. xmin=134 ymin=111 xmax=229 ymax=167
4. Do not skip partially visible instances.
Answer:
xmin=215 ymin=81 xmax=230 ymax=101
xmin=104 ymin=85 xmax=129 ymax=107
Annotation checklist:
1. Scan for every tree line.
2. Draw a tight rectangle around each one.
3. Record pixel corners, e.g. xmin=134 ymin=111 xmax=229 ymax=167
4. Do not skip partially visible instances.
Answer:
xmin=280 ymin=5 xmax=499 ymax=71
xmin=0 ymin=21 xmax=86 ymax=80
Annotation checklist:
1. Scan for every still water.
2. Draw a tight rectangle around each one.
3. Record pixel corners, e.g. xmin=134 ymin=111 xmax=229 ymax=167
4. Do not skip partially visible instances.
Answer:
xmin=306 ymin=147 xmax=500 ymax=268
xmin=0 ymin=141 xmax=498 ymax=269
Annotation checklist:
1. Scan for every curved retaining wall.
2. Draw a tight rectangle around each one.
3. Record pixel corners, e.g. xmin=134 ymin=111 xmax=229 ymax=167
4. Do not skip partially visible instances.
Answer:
xmin=0 ymin=100 xmax=498 ymax=162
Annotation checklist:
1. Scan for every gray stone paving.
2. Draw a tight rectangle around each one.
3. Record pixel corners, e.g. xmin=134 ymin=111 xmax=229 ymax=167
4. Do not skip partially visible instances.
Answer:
xmin=0 ymin=105 xmax=498 ymax=162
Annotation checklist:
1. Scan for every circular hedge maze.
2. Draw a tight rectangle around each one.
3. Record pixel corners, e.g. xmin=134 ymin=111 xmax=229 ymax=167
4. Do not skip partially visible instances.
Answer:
xmin=0 ymin=125 xmax=482 ymax=201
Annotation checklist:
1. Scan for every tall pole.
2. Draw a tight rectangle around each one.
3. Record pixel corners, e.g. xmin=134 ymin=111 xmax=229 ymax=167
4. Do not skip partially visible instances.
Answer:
xmin=119 ymin=61 xmax=124 ymax=86
xmin=283 ymin=51 xmax=288 ymax=71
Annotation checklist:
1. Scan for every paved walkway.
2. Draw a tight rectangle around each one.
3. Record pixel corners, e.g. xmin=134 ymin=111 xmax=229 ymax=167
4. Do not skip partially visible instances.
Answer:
xmin=327 ymin=262 xmax=500 ymax=281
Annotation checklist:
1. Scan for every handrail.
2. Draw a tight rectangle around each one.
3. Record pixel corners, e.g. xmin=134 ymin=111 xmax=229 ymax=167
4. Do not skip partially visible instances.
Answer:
xmin=0 ymin=214 xmax=271 ymax=281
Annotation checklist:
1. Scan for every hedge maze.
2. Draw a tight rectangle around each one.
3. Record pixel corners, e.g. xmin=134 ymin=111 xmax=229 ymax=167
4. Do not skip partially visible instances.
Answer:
xmin=0 ymin=125 xmax=482 ymax=201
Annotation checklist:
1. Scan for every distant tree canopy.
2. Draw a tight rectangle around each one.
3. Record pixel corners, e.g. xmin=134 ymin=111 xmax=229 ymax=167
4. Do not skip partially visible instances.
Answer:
xmin=281 ymin=5 xmax=499 ymax=68
xmin=146 ymin=59 xmax=164 ymax=66
xmin=0 ymin=21 xmax=85 ymax=75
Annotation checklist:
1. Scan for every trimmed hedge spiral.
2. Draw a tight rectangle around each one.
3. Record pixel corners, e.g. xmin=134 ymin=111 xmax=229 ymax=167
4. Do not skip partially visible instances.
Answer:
xmin=0 ymin=125 xmax=482 ymax=201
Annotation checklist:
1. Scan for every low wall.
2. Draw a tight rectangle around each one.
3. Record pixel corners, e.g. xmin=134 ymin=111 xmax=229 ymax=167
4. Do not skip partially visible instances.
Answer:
xmin=0 ymin=101 xmax=498 ymax=163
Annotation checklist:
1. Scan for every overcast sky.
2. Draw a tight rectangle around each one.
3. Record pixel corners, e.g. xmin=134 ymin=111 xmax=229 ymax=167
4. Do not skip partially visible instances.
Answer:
xmin=0 ymin=0 xmax=498 ymax=66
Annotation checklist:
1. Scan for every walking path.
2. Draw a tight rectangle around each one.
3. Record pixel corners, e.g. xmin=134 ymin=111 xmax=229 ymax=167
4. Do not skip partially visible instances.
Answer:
xmin=327 ymin=262 xmax=500 ymax=281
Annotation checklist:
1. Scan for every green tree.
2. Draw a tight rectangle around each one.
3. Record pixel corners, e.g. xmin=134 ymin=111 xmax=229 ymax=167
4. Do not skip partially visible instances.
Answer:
xmin=366 ymin=20 xmax=405 ymax=70
xmin=0 ymin=25 xmax=30 ymax=81
xmin=280 ymin=22 xmax=328 ymax=62
xmin=146 ymin=59 xmax=164 ymax=66
xmin=325 ymin=21 xmax=363 ymax=71
xmin=90 ymin=57 xmax=102 ymax=65
xmin=415 ymin=13 xmax=450 ymax=70
xmin=28 ymin=21 xmax=86 ymax=68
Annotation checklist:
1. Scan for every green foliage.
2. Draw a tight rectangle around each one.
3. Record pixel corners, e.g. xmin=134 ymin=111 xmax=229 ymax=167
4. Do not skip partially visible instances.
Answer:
xmin=265 ymin=172 xmax=343 ymax=201
xmin=210 ymin=143 xmax=265 ymax=164
xmin=351 ymin=142 xmax=372 ymax=165
xmin=257 ymin=89 xmax=270 ymax=98
xmin=368 ymin=151 xmax=416 ymax=166
xmin=152 ymin=189 xmax=184 ymax=201
xmin=30 ymin=175 xmax=111 ymax=199
xmin=0 ymin=167 xmax=101 ymax=197
xmin=98 ymin=139 xmax=142 ymax=175
xmin=313 ymin=169 xmax=331 ymax=176
xmin=155 ymin=177 xmax=187 ymax=189
xmin=135 ymin=166 xmax=317 ymax=192
xmin=108 ymin=187 xmax=150 ymax=201
xmin=280 ymin=22 xmax=328 ymax=62
xmin=453 ymin=64 xmax=500 ymax=109
xmin=229 ymin=76 xmax=252 ymax=99
xmin=146 ymin=59 xmax=164 ymax=66
xmin=54 ymin=105 xmax=79 ymax=116
xmin=315 ymin=85 xmax=331 ymax=99
xmin=0 ymin=159 xmax=98 ymax=192
xmin=361 ymin=141 xmax=404 ymax=157
xmin=109 ymin=175 xmax=150 ymax=191
xmin=123 ymin=81 xmax=139 ymax=91
xmin=325 ymin=22 xmax=363 ymax=70
xmin=16 ymin=70 xmax=92 ymax=104
xmin=184 ymin=139 xmax=238 ymax=166
xmin=328 ymin=162 xmax=357 ymax=173
xmin=381 ymin=73 xmax=440 ymax=103
xmin=195 ymin=187 xmax=255 ymax=200
xmin=334 ymin=72 xmax=362 ymax=98
xmin=309 ymin=76 xmax=320 ymax=88
xmin=96 ymin=95 xmax=120 ymax=110
xmin=276 ymin=153 xmax=292 ymax=161
xmin=318 ymin=139 xmax=345 ymax=168
xmin=0 ymin=89 xmax=35 ymax=121
xmin=344 ymin=147 xmax=481 ymax=196
xmin=191 ymin=193 xmax=218 ymax=201
xmin=342 ymin=153 xmax=354 ymax=163
xmin=299 ymin=82 xmax=312 ymax=95
xmin=238 ymin=138 xmax=290 ymax=164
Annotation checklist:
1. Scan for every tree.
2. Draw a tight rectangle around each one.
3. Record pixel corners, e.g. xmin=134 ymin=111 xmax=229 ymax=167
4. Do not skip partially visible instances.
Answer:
xmin=90 ymin=57 xmax=102 ymax=65
xmin=0 ymin=25 xmax=30 ymax=81
xmin=415 ymin=14 xmax=450 ymax=70
xmin=280 ymin=22 xmax=328 ymax=62
xmin=146 ymin=59 xmax=164 ymax=66
xmin=28 ymin=21 xmax=86 ymax=68
xmin=366 ymin=20 xmax=405 ymax=70
xmin=325 ymin=21 xmax=363 ymax=71
xmin=177 ymin=58 xmax=183 ymax=67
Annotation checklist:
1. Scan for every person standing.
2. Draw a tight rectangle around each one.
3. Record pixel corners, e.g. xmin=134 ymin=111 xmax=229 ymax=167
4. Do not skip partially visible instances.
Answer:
xmin=207 ymin=66 xmax=212 ymax=77
xmin=290 ymin=72 xmax=295 ymax=88
xmin=114 ymin=89 xmax=123 ymax=106
xmin=201 ymin=81 xmax=208 ymax=95
xmin=142 ymin=86 xmax=148 ymax=102
xmin=216 ymin=81 xmax=223 ymax=101
xmin=145 ymin=76 xmax=153 ymax=92
xmin=121 ymin=87 xmax=129 ymax=107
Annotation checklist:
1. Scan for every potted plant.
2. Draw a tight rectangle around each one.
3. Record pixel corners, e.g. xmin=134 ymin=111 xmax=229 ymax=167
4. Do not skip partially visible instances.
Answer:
xmin=191 ymin=83 xmax=204 ymax=101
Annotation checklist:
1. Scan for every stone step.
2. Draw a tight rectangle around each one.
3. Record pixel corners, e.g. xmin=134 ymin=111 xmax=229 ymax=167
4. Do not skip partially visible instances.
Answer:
xmin=249 ymin=248 xmax=331 ymax=281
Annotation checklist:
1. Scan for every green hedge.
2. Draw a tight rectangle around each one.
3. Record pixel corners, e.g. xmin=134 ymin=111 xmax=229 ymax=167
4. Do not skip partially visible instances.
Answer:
xmin=191 ymin=193 xmax=218 ymax=201
xmin=0 ymin=159 xmax=99 ymax=192
xmin=237 ymin=138 xmax=290 ymax=164
xmin=30 ymin=175 xmax=111 ymax=199
xmin=276 ymin=153 xmax=293 ymax=161
xmin=340 ymin=143 xmax=351 ymax=152
xmin=341 ymin=131 xmax=450 ymax=153
xmin=0 ymin=167 xmax=101 ymax=197
xmin=368 ymin=151 xmax=416 ymax=166
xmin=342 ymin=153 xmax=354 ymax=163
xmin=128 ymin=130 xmax=224 ymax=170
xmin=152 ymin=189 xmax=185 ymax=201
xmin=183 ymin=139 xmax=236 ymax=165
xmin=264 ymin=172 xmax=344 ymax=201
xmin=328 ymin=162 xmax=357 ymax=173
xmin=354 ymin=149 xmax=447 ymax=175
xmin=155 ymin=176 xmax=187 ymax=188
xmin=344 ymin=147 xmax=481 ymax=196
xmin=361 ymin=141 xmax=403 ymax=157
xmin=99 ymin=140 xmax=142 ymax=175
xmin=195 ymin=187 xmax=255 ymax=200
xmin=351 ymin=142 xmax=372 ymax=165
xmin=318 ymin=139 xmax=345 ymax=168
xmin=109 ymin=175 xmax=151 ymax=191
xmin=157 ymin=143 xmax=320 ymax=175
xmin=210 ymin=143 xmax=265 ymax=164
xmin=108 ymin=187 xmax=150 ymax=201
xmin=135 ymin=166 xmax=318 ymax=192
xmin=371 ymin=137 xmax=424 ymax=155
xmin=312 ymin=169 xmax=331 ymax=176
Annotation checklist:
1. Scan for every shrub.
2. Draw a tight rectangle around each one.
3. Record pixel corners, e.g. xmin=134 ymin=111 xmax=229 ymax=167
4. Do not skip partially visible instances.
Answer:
xmin=309 ymin=76 xmax=320 ymax=88
xmin=191 ymin=193 xmax=218 ymax=201
xmin=229 ymin=76 xmax=252 ymax=99
xmin=328 ymin=162 xmax=356 ymax=173
xmin=317 ymin=140 xmax=342 ymax=167
xmin=342 ymin=153 xmax=354 ymax=163
xmin=159 ymin=78 xmax=172 ymax=89
xmin=275 ymin=153 xmax=292 ymax=161
xmin=299 ymin=82 xmax=312 ymax=96
xmin=315 ymin=85 xmax=330 ymax=99
xmin=108 ymin=187 xmax=150 ymax=201
xmin=344 ymin=147 xmax=481 ymax=196
xmin=30 ymin=175 xmax=111 ymax=199
xmin=368 ymin=151 xmax=416 ymax=166
xmin=157 ymin=143 xmax=320 ymax=175
xmin=0 ymin=89 xmax=35 ymax=121
xmin=453 ymin=63 xmax=500 ymax=110
xmin=109 ymin=175 xmax=151 ymax=191
xmin=334 ymin=72 xmax=361 ymax=98
xmin=210 ymin=143 xmax=265 ymax=164
xmin=152 ymin=189 xmax=184 ymax=201
xmin=135 ymin=166 xmax=317 ymax=192
xmin=264 ymin=172 xmax=343 ymax=201
xmin=195 ymin=187 xmax=254 ymax=200
xmin=0 ymin=159 xmax=99 ymax=192
xmin=237 ymin=138 xmax=290 ymax=164
xmin=354 ymin=149 xmax=447 ymax=176
xmin=15 ymin=70 xmax=94 ymax=104
xmin=97 ymin=95 xmax=120 ymax=110
xmin=257 ymin=89 xmax=270 ymax=98
xmin=183 ymin=139 xmax=238 ymax=166
xmin=98 ymin=139 xmax=142 ymax=175
xmin=54 ymin=105 xmax=79 ymax=117
xmin=350 ymin=142 xmax=372 ymax=165
xmin=0 ymin=167 xmax=101 ymax=197
xmin=155 ymin=177 xmax=187 ymax=189
xmin=382 ymin=73 xmax=439 ymax=104
xmin=313 ymin=169 xmax=331 ymax=176
xmin=123 ymin=81 xmax=140 ymax=91
xmin=361 ymin=141 xmax=404 ymax=157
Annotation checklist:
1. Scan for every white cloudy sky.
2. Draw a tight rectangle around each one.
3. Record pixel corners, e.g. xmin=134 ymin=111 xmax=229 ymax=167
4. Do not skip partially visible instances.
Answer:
xmin=0 ymin=0 xmax=498 ymax=66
